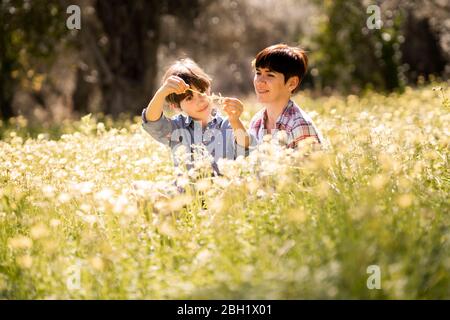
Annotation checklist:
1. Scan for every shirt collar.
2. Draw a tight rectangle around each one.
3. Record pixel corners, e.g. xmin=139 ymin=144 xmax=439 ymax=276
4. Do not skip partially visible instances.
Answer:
xmin=184 ymin=114 xmax=193 ymax=126
xmin=262 ymin=99 xmax=294 ymax=128
xmin=210 ymin=110 xmax=222 ymax=126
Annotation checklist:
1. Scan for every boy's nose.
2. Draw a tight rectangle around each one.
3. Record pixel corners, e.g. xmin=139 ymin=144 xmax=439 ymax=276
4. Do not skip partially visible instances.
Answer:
xmin=255 ymin=76 xmax=266 ymax=84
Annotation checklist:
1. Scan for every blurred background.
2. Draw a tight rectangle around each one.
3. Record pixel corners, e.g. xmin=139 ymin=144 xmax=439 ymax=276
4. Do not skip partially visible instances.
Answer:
xmin=1 ymin=0 xmax=449 ymax=125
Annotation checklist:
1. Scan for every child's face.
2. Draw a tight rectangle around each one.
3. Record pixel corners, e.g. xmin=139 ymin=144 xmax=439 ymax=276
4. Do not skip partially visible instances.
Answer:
xmin=254 ymin=67 xmax=296 ymax=104
xmin=179 ymin=86 xmax=212 ymax=121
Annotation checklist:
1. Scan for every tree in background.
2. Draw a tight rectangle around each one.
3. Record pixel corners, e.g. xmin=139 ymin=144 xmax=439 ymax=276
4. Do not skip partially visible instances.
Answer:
xmin=309 ymin=0 xmax=405 ymax=92
xmin=400 ymin=0 xmax=448 ymax=83
xmin=308 ymin=0 xmax=448 ymax=93
xmin=0 ymin=0 xmax=339 ymax=121
xmin=0 ymin=0 xmax=67 ymax=120
xmin=2 ymin=0 xmax=448 ymax=123
xmin=74 ymin=0 xmax=309 ymax=117
xmin=70 ymin=0 xmax=204 ymax=118
xmin=156 ymin=0 xmax=315 ymax=95
xmin=1 ymin=0 xmax=204 ymax=120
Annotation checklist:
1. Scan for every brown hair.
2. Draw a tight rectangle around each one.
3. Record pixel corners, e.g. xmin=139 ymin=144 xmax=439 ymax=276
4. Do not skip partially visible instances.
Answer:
xmin=252 ymin=44 xmax=308 ymax=94
xmin=162 ymin=58 xmax=211 ymax=108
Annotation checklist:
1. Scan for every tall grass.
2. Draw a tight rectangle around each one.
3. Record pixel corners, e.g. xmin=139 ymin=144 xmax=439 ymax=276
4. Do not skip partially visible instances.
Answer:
xmin=0 ymin=84 xmax=449 ymax=299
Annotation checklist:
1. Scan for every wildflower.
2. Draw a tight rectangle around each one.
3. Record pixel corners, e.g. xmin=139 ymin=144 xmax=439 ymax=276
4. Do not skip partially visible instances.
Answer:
xmin=81 ymin=214 xmax=98 ymax=226
xmin=193 ymin=249 xmax=212 ymax=266
xmin=167 ymin=195 xmax=191 ymax=212
xmin=75 ymin=181 xmax=95 ymax=195
xmin=316 ymin=181 xmax=331 ymax=198
xmin=90 ymin=256 xmax=104 ymax=271
xmin=16 ymin=255 xmax=33 ymax=269
xmin=256 ymin=189 xmax=267 ymax=199
xmin=94 ymin=188 xmax=114 ymax=202
xmin=370 ymin=174 xmax=388 ymax=190
xmin=112 ymin=195 xmax=129 ymax=214
xmin=8 ymin=236 xmax=33 ymax=250
xmin=158 ymin=221 xmax=177 ymax=238
xmin=50 ymin=219 xmax=61 ymax=228
xmin=57 ymin=192 xmax=72 ymax=204
xmin=397 ymin=194 xmax=414 ymax=208
xmin=30 ymin=223 xmax=50 ymax=240
xmin=196 ymin=178 xmax=211 ymax=192
xmin=209 ymin=197 xmax=224 ymax=213
xmin=97 ymin=122 xmax=106 ymax=134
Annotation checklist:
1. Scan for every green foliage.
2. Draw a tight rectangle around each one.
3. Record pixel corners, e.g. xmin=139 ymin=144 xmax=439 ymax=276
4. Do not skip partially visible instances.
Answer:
xmin=309 ymin=0 xmax=406 ymax=92
xmin=0 ymin=0 xmax=68 ymax=117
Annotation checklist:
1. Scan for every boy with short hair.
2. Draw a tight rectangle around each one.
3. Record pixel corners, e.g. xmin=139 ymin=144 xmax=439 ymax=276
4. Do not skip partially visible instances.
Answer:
xmin=249 ymin=44 xmax=323 ymax=148
xmin=141 ymin=58 xmax=251 ymax=173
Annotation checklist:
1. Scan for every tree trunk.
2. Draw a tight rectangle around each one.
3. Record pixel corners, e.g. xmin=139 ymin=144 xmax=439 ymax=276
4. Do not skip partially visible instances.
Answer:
xmin=0 ymin=71 xmax=15 ymax=120
xmin=0 ymin=11 xmax=15 ymax=120
xmin=94 ymin=0 xmax=162 ymax=118
xmin=72 ymin=66 xmax=93 ymax=115
xmin=401 ymin=11 xmax=446 ymax=82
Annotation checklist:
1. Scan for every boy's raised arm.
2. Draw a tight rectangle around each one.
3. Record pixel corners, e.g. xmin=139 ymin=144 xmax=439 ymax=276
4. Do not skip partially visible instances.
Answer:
xmin=144 ymin=88 xmax=167 ymax=122
xmin=145 ymin=76 xmax=189 ymax=122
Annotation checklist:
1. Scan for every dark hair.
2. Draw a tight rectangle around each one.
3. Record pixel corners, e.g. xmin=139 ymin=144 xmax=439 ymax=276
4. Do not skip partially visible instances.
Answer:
xmin=252 ymin=44 xmax=308 ymax=94
xmin=162 ymin=58 xmax=211 ymax=108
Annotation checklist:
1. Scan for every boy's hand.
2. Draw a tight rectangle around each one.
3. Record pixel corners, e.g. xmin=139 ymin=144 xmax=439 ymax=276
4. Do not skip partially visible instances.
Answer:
xmin=160 ymin=75 xmax=190 ymax=96
xmin=223 ymin=97 xmax=244 ymax=121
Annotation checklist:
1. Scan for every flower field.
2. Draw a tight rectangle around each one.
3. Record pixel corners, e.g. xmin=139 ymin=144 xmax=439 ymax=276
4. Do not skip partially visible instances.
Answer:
xmin=0 ymin=84 xmax=449 ymax=299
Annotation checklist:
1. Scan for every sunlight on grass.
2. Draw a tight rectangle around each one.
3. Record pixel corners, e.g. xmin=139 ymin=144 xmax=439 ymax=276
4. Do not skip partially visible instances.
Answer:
xmin=0 ymin=84 xmax=449 ymax=299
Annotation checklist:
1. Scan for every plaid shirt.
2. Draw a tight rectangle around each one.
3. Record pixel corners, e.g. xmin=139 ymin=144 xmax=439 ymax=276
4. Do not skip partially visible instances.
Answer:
xmin=249 ymin=100 xmax=323 ymax=148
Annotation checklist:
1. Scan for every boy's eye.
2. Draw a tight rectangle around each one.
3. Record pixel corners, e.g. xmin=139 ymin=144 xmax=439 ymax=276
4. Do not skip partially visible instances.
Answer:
xmin=268 ymin=73 xmax=275 ymax=77
xmin=185 ymin=96 xmax=193 ymax=101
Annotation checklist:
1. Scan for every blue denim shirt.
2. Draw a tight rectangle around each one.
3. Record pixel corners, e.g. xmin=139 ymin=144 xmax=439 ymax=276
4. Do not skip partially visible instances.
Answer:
xmin=141 ymin=108 xmax=249 ymax=173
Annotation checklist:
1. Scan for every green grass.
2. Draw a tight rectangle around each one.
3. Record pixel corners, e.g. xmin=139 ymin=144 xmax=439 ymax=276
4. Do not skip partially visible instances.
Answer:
xmin=0 ymin=83 xmax=449 ymax=299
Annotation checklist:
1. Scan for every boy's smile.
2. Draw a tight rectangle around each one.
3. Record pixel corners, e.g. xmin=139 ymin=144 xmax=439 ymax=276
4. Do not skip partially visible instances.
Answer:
xmin=254 ymin=67 xmax=295 ymax=105
xmin=196 ymin=103 xmax=210 ymax=113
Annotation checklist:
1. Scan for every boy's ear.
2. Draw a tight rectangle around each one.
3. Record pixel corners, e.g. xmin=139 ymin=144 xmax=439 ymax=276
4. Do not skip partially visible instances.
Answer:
xmin=287 ymin=76 xmax=300 ymax=93
xmin=168 ymin=103 xmax=178 ymax=110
